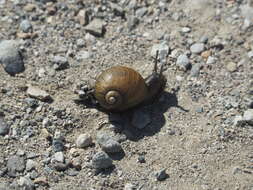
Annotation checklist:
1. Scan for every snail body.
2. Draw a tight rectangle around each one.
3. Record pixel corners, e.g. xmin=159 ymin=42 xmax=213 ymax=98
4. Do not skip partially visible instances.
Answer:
xmin=93 ymin=53 xmax=166 ymax=112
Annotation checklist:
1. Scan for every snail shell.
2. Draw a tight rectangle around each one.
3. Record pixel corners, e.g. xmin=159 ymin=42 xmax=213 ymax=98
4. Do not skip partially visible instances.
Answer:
xmin=94 ymin=66 xmax=148 ymax=111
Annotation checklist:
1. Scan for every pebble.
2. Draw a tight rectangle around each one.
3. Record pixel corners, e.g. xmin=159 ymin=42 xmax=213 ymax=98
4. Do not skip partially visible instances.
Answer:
xmin=226 ymin=62 xmax=237 ymax=72
xmin=76 ymin=38 xmax=85 ymax=48
xmin=0 ymin=40 xmax=25 ymax=75
xmin=18 ymin=177 xmax=35 ymax=190
xmin=7 ymin=155 xmax=26 ymax=177
xmin=23 ymin=3 xmax=36 ymax=12
xmin=136 ymin=7 xmax=148 ymax=17
xmin=150 ymin=42 xmax=169 ymax=60
xmin=33 ymin=176 xmax=48 ymax=186
xmin=127 ymin=15 xmax=139 ymax=31
xmin=76 ymin=50 xmax=92 ymax=61
xmin=51 ymin=55 xmax=69 ymax=70
xmin=92 ymin=151 xmax=113 ymax=169
xmin=52 ymin=162 xmax=68 ymax=172
xmin=124 ymin=183 xmax=136 ymax=190
xmin=27 ymin=85 xmax=51 ymax=101
xmin=132 ymin=109 xmax=151 ymax=129
xmin=154 ymin=169 xmax=168 ymax=181
xmin=176 ymin=54 xmax=191 ymax=71
xmin=181 ymin=26 xmax=191 ymax=33
xmin=243 ymin=109 xmax=253 ymax=125
xmin=200 ymin=36 xmax=208 ymax=43
xmin=96 ymin=132 xmax=122 ymax=153
xmin=20 ymin=20 xmax=32 ymax=33
xmin=247 ymin=50 xmax=253 ymax=58
xmin=190 ymin=63 xmax=202 ymax=77
xmin=85 ymin=18 xmax=105 ymax=37
xmin=26 ymin=159 xmax=36 ymax=171
xmin=190 ymin=43 xmax=205 ymax=54
xmin=52 ymin=139 xmax=65 ymax=152
xmin=0 ymin=117 xmax=9 ymax=135
xmin=76 ymin=133 xmax=93 ymax=148
xmin=77 ymin=9 xmax=89 ymax=26
xmin=206 ymin=56 xmax=216 ymax=64
xmin=52 ymin=152 xmax=65 ymax=163
xmin=137 ymin=155 xmax=146 ymax=163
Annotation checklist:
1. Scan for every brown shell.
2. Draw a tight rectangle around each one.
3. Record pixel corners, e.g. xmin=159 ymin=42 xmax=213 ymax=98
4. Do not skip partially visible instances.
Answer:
xmin=94 ymin=66 xmax=148 ymax=111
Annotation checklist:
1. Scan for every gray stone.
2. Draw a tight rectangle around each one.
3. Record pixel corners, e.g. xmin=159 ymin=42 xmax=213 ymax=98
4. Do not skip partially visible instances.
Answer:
xmin=243 ymin=109 xmax=253 ymax=125
xmin=52 ymin=139 xmax=64 ymax=152
xmin=136 ymin=7 xmax=147 ymax=17
xmin=233 ymin=115 xmax=244 ymax=126
xmin=85 ymin=18 xmax=105 ymax=37
xmin=96 ymin=133 xmax=122 ymax=153
xmin=7 ymin=155 xmax=26 ymax=176
xmin=200 ymin=36 xmax=208 ymax=43
xmin=248 ymin=50 xmax=253 ymax=58
xmin=26 ymin=159 xmax=36 ymax=171
xmin=52 ymin=152 xmax=65 ymax=163
xmin=190 ymin=43 xmax=205 ymax=54
xmin=92 ymin=151 xmax=113 ymax=169
xmin=27 ymin=85 xmax=51 ymax=101
xmin=20 ymin=20 xmax=32 ymax=33
xmin=155 ymin=169 xmax=168 ymax=181
xmin=127 ymin=15 xmax=139 ymax=31
xmin=176 ymin=54 xmax=191 ymax=71
xmin=0 ymin=117 xmax=9 ymax=135
xmin=51 ymin=55 xmax=69 ymax=70
xmin=76 ymin=50 xmax=92 ymax=61
xmin=0 ymin=40 xmax=24 ymax=75
xmin=150 ymin=42 xmax=169 ymax=61
xmin=206 ymin=56 xmax=216 ymax=64
xmin=190 ymin=63 xmax=202 ymax=77
xmin=52 ymin=162 xmax=68 ymax=171
xmin=132 ymin=109 xmax=151 ymax=129
xmin=76 ymin=133 xmax=93 ymax=148
xmin=18 ymin=177 xmax=35 ymax=190
xmin=76 ymin=38 xmax=85 ymax=48
xmin=110 ymin=2 xmax=125 ymax=17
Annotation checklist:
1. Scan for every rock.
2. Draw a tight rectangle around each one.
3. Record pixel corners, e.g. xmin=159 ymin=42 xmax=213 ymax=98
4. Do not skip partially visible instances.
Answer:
xmin=132 ymin=109 xmax=151 ymax=129
xmin=52 ymin=162 xmax=68 ymax=172
xmin=52 ymin=152 xmax=65 ymax=163
xmin=206 ymin=56 xmax=216 ymax=64
xmin=200 ymin=36 xmax=208 ymax=43
xmin=201 ymin=50 xmax=211 ymax=59
xmin=137 ymin=155 xmax=145 ymax=163
xmin=190 ymin=43 xmax=205 ymax=54
xmin=76 ymin=134 xmax=93 ymax=148
xmin=0 ymin=182 xmax=10 ymax=190
xmin=52 ymin=139 xmax=65 ymax=152
xmin=7 ymin=155 xmax=26 ymax=177
xmin=135 ymin=7 xmax=147 ymax=17
xmin=77 ymin=9 xmax=89 ymax=26
xmin=247 ymin=50 xmax=253 ymax=58
xmin=76 ymin=50 xmax=92 ymax=61
xmin=127 ymin=15 xmax=139 ymax=31
xmin=0 ymin=40 xmax=25 ymax=75
xmin=155 ymin=169 xmax=169 ymax=181
xmin=20 ymin=20 xmax=32 ymax=33
xmin=0 ymin=117 xmax=9 ymax=135
xmin=23 ymin=3 xmax=36 ymax=12
xmin=76 ymin=38 xmax=85 ymax=48
xmin=124 ymin=183 xmax=136 ymax=190
xmin=243 ymin=109 xmax=253 ymax=125
xmin=85 ymin=19 xmax=105 ymax=37
xmin=190 ymin=63 xmax=202 ymax=77
xmin=33 ymin=176 xmax=48 ymax=187
xmin=181 ymin=26 xmax=191 ymax=33
xmin=110 ymin=3 xmax=125 ymax=17
xmin=18 ymin=177 xmax=35 ymax=190
xmin=233 ymin=115 xmax=244 ymax=126
xmin=176 ymin=54 xmax=191 ymax=71
xmin=51 ymin=55 xmax=69 ymax=70
xmin=150 ymin=42 xmax=169 ymax=61
xmin=26 ymin=159 xmax=36 ymax=171
xmin=27 ymin=85 xmax=51 ymax=101
xmin=226 ymin=62 xmax=237 ymax=72
xmin=92 ymin=151 xmax=113 ymax=169
xmin=96 ymin=132 xmax=122 ymax=153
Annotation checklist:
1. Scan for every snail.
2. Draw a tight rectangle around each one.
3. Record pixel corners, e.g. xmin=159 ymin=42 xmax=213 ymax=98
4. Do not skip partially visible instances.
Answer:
xmin=78 ymin=51 xmax=167 ymax=112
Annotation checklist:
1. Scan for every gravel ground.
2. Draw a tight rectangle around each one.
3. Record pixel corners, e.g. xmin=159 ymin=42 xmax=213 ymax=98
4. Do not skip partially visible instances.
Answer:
xmin=0 ymin=0 xmax=253 ymax=190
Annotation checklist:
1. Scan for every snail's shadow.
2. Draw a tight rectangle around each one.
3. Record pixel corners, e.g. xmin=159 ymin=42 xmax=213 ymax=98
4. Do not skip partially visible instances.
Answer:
xmin=108 ymin=89 xmax=188 ymax=142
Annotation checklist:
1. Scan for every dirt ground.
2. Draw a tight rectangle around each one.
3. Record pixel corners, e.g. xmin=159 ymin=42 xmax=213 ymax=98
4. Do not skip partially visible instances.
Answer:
xmin=0 ymin=0 xmax=252 ymax=190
